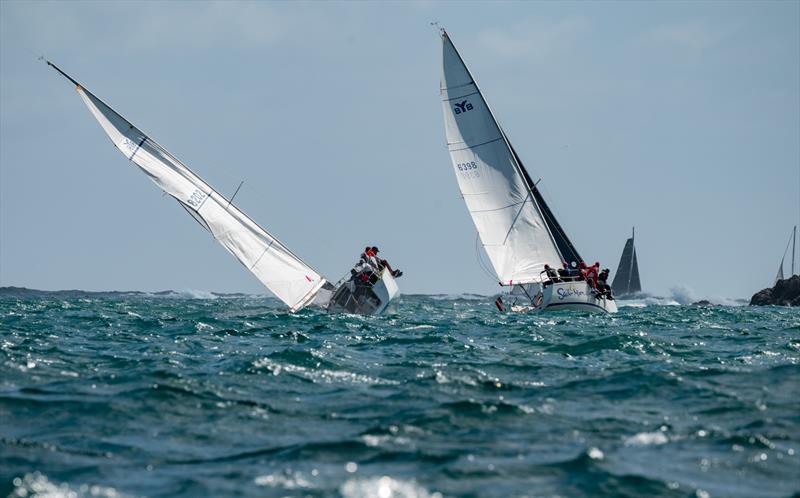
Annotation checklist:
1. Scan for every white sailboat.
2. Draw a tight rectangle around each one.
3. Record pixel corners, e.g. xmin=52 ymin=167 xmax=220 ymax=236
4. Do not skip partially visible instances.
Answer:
xmin=48 ymin=62 xmax=398 ymax=315
xmin=439 ymin=30 xmax=616 ymax=314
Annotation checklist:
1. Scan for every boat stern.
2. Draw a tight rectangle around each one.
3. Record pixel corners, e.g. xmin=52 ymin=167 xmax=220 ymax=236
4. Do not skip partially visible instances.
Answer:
xmin=540 ymin=281 xmax=617 ymax=313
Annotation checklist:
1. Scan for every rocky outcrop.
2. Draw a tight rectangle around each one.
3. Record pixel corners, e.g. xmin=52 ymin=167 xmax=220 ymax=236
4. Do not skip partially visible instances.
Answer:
xmin=691 ymin=300 xmax=712 ymax=306
xmin=750 ymin=275 xmax=800 ymax=306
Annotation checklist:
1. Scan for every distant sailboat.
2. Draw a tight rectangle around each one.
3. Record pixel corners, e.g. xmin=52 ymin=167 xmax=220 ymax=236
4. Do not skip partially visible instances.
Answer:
xmin=775 ymin=226 xmax=796 ymax=284
xmin=612 ymin=227 xmax=642 ymax=297
xmin=438 ymin=30 xmax=616 ymax=314
xmin=48 ymin=61 xmax=398 ymax=315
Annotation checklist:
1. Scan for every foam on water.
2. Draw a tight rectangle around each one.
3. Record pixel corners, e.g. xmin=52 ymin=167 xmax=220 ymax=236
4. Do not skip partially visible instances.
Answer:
xmin=9 ymin=473 xmax=131 ymax=498
xmin=340 ymin=476 xmax=441 ymax=498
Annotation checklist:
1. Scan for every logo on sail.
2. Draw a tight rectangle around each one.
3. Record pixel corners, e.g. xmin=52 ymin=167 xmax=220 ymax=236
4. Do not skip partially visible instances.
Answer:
xmin=453 ymin=100 xmax=473 ymax=114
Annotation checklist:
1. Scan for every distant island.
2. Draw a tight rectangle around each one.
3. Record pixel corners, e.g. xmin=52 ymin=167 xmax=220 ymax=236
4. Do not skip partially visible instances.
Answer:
xmin=0 ymin=286 xmax=253 ymax=299
xmin=750 ymin=275 xmax=800 ymax=306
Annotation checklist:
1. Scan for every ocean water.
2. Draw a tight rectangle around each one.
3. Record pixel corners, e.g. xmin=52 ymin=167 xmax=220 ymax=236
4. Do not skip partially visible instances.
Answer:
xmin=1 ymin=290 xmax=798 ymax=498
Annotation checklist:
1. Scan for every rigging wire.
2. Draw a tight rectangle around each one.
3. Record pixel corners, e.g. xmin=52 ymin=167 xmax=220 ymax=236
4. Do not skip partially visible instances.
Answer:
xmin=778 ymin=228 xmax=794 ymax=276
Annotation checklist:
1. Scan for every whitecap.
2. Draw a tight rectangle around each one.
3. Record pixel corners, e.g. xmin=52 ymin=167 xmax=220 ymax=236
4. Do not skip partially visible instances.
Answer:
xmin=587 ymin=447 xmax=604 ymax=460
xmin=625 ymin=431 xmax=668 ymax=446
xmin=401 ymin=325 xmax=435 ymax=331
xmin=252 ymin=358 xmax=398 ymax=385
xmin=340 ymin=476 xmax=441 ymax=498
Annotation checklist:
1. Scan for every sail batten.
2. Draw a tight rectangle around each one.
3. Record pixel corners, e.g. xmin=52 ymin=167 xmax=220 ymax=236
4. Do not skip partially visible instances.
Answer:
xmin=440 ymin=31 xmax=578 ymax=285
xmin=52 ymin=63 xmax=326 ymax=311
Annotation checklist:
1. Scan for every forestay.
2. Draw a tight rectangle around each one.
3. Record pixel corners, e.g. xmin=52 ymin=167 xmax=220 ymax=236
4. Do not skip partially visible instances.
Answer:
xmin=50 ymin=63 xmax=325 ymax=311
xmin=440 ymin=31 xmax=564 ymax=285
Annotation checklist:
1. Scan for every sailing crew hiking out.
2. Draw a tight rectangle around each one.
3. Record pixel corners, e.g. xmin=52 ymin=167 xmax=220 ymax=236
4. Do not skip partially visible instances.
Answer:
xmin=597 ymin=268 xmax=614 ymax=300
xmin=582 ymin=262 xmax=601 ymax=289
xmin=535 ymin=259 xmax=615 ymax=309
xmin=48 ymin=61 xmax=399 ymax=316
xmin=545 ymin=261 xmax=613 ymax=300
xmin=352 ymin=246 xmax=403 ymax=286
xmin=363 ymin=247 xmax=403 ymax=278
xmin=330 ymin=246 xmax=401 ymax=314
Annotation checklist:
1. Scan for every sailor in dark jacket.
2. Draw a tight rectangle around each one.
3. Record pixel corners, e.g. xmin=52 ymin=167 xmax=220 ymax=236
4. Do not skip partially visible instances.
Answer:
xmin=543 ymin=264 xmax=560 ymax=286
xmin=597 ymin=268 xmax=614 ymax=300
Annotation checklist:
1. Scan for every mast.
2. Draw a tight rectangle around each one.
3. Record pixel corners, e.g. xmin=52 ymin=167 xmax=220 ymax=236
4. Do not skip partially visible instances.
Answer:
xmin=508 ymin=141 xmax=582 ymax=265
xmin=628 ymin=227 xmax=635 ymax=291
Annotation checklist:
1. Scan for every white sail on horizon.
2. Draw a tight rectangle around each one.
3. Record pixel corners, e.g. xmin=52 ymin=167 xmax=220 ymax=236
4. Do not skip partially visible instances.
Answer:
xmin=51 ymin=63 xmax=326 ymax=311
xmin=775 ymin=226 xmax=796 ymax=285
xmin=440 ymin=31 xmax=563 ymax=285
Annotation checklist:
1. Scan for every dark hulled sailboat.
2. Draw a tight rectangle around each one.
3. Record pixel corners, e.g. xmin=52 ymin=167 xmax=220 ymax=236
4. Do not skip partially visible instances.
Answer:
xmin=612 ymin=228 xmax=642 ymax=297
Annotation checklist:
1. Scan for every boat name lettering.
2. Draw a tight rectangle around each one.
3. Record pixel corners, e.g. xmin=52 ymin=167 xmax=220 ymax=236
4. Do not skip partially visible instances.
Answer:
xmin=186 ymin=189 xmax=207 ymax=208
xmin=557 ymin=287 xmax=585 ymax=300
xmin=453 ymin=100 xmax=474 ymax=114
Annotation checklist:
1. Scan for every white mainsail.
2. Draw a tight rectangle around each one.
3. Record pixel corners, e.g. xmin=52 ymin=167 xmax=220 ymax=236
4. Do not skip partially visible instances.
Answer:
xmin=440 ymin=31 xmax=563 ymax=285
xmin=49 ymin=62 xmax=326 ymax=311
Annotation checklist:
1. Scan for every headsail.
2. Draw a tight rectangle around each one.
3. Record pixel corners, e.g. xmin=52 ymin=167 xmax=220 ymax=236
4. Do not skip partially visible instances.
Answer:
xmin=776 ymin=258 xmax=785 ymax=284
xmin=48 ymin=62 xmax=326 ymax=311
xmin=612 ymin=227 xmax=642 ymax=296
xmin=440 ymin=30 xmax=579 ymax=285
xmin=775 ymin=226 xmax=796 ymax=284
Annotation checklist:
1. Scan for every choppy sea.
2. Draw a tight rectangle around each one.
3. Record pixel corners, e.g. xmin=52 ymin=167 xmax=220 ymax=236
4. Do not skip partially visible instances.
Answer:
xmin=1 ymin=288 xmax=798 ymax=498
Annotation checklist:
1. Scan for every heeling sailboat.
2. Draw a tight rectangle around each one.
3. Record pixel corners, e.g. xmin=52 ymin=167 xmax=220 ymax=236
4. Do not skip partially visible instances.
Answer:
xmin=439 ymin=30 xmax=616 ymax=314
xmin=611 ymin=227 xmax=642 ymax=297
xmin=48 ymin=62 xmax=398 ymax=315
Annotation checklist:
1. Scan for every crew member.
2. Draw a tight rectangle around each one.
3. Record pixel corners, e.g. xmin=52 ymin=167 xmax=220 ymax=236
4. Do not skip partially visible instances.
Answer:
xmin=583 ymin=262 xmax=600 ymax=289
xmin=597 ymin=268 xmax=614 ymax=300
xmin=370 ymin=246 xmax=403 ymax=278
xmin=558 ymin=262 xmax=570 ymax=281
xmin=543 ymin=264 xmax=560 ymax=286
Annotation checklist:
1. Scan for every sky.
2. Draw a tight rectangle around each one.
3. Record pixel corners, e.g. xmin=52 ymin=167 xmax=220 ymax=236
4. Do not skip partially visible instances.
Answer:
xmin=1 ymin=0 xmax=798 ymax=301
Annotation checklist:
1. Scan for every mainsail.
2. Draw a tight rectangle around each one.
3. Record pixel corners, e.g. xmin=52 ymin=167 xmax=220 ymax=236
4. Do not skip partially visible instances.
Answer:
xmin=440 ymin=30 xmax=581 ymax=285
xmin=48 ymin=62 xmax=326 ymax=311
xmin=612 ymin=227 xmax=642 ymax=296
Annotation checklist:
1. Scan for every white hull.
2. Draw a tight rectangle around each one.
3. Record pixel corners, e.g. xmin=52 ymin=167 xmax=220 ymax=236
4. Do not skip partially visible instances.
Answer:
xmin=370 ymin=270 xmax=399 ymax=315
xmin=326 ymin=269 xmax=399 ymax=315
xmin=508 ymin=281 xmax=617 ymax=314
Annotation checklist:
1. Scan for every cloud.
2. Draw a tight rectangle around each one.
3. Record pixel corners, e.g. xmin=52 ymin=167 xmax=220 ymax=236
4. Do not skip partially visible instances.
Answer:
xmin=645 ymin=20 xmax=732 ymax=54
xmin=477 ymin=17 xmax=590 ymax=60
xmin=1 ymin=1 xmax=317 ymax=56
